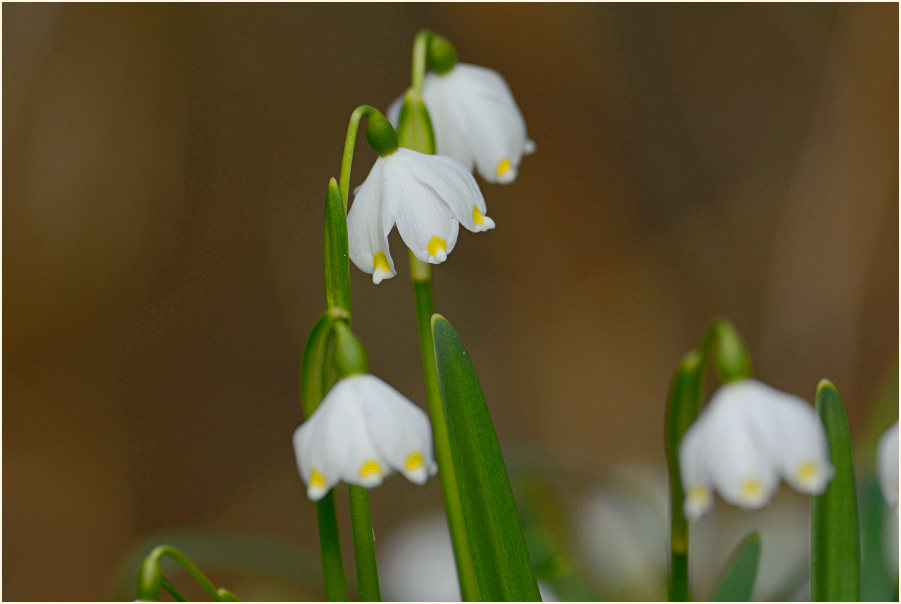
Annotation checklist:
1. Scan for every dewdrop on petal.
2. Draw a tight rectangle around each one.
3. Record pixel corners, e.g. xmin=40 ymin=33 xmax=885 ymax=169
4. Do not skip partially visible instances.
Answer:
xmin=293 ymin=374 xmax=438 ymax=501
xmin=679 ymin=379 xmax=833 ymax=520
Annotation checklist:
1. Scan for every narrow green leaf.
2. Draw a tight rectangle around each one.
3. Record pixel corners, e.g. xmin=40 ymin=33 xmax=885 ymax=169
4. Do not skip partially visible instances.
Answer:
xmin=811 ymin=380 xmax=860 ymax=601
xmin=859 ymin=477 xmax=895 ymax=601
xmin=431 ymin=315 xmax=541 ymax=602
xmin=664 ymin=350 xmax=702 ymax=602
xmin=713 ymin=532 xmax=761 ymax=601
xmin=323 ymin=178 xmax=350 ymax=314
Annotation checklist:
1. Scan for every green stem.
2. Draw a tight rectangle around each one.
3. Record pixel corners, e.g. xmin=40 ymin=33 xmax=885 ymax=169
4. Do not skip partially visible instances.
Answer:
xmin=411 ymin=276 xmax=480 ymax=601
xmin=339 ymin=105 xmax=380 ymax=212
xmin=664 ymin=351 xmax=702 ymax=602
xmin=348 ymin=485 xmax=381 ymax=601
xmin=150 ymin=546 xmax=224 ymax=601
xmin=160 ymin=578 xmax=188 ymax=602
xmin=316 ymin=492 xmax=349 ymax=601
xmin=411 ymin=30 xmax=432 ymax=95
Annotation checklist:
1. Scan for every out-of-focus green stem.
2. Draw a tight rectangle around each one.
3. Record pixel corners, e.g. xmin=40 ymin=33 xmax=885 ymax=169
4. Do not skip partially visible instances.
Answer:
xmin=348 ymin=485 xmax=381 ymax=601
xmin=411 ymin=29 xmax=432 ymax=95
xmin=160 ymin=578 xmax=187 ymax=602
xmin=315 ymin=492 xmax=348 ymax=601
xmin=146 ymin=546 xmax=237 ymax=602
xmin=665 ymin=351 xmax=702 ymax=601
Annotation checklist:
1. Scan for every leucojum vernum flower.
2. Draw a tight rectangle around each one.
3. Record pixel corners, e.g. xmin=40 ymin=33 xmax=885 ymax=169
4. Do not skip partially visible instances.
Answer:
xmin=679 ymin=378 xmax=834 ymax=521
xmin=293 ymin=373 xmax=438 ymax=501
xmin=134 ymin=26 xmax=892 ymax=604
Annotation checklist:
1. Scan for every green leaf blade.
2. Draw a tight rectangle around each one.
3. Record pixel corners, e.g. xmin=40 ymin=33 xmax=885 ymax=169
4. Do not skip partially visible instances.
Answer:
xmin=713 ymin=532 xmax=761 ymax=601
xmin=431 ymin=315 xmax=541 ymax=602
xmin=323 ymin=178 xmax=350 ymax=314
xmin=810 ymin=380 xmax=860 ymax=601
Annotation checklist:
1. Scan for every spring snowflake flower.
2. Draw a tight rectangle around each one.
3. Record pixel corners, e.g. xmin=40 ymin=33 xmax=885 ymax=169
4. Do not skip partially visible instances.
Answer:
xmin=347 ymin=147 xmax=493 ymax=284
xmin=679 ymin=379 xmax=834 ymax=521
xmin=877 ymin=421 xmax=899 ymax=508
xmin=293 ymin=373 xmax=438 ymax=501
xmin=388 ymin=63 xmax=535 ymax=184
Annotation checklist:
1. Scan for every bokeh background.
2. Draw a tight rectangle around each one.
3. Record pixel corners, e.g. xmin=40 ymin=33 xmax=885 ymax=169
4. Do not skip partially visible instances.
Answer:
xmin=4 ymin=3 xmax=898 ymax=601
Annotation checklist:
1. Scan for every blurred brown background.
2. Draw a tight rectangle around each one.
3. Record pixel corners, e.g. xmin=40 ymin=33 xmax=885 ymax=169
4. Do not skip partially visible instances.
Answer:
xmin=3 ymin=3 xmax=897 ymax=601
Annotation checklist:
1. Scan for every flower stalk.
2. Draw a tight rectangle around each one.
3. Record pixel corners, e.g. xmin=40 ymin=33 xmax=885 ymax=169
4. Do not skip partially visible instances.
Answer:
xmin=136 ymin=545 xmax=239 ymax=602
xmin=398 ymin=30 xmax=480 ymax=601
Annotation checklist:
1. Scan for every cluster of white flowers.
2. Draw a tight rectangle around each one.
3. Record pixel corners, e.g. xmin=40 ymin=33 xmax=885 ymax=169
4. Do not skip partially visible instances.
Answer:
xmin=293 ymin=374 xmax=437 ymax=501
xmin=296 ymin=56 xmax=530 ymax=500
xmin=348 ymin=61 xmax=532 ymax=284
xmin=679 ymin=379 xmax=834 ymax=521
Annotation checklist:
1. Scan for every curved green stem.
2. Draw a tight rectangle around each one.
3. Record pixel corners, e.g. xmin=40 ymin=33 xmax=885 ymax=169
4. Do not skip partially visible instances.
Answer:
xmin=149 ymin=546 xmax=234 ymax=601
xmin=339 ymin=105 xmax=380 ymax=211
xmin=160 ymin=578 xmax=188 ymax=602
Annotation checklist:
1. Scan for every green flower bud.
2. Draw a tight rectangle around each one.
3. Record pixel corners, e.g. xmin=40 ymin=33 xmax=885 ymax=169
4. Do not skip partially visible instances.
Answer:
xmin=711 ymin=319 xmax=752 ymax=383
xmin=364 ymin=109 xmax=399 ymax=157
xmin=333 ymin=323 xmax=368 ymax=377
xmin=428 ymin=34 xmax=458 ymax=74
xmin=395 ymin=90 xmax=435 ymax=154
xmin=136 ymin=556 xmax=162 ymax=602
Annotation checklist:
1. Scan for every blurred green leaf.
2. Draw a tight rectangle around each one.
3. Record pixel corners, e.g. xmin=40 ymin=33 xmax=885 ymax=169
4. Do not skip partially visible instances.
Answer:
xmin=713 ymin=532 xmax=760 ymax=601
xmin=300 ymin=313 xmax=334 ymax=419
xmin=432 ymin=314 xmax=541 ymax=601
xmin=811 ymin=380 xmax=860 ymax=601
xmin=859 ymin=477 xmax=896 ymax=601
xmin=323 ymin=178 xmax=350 ymax=314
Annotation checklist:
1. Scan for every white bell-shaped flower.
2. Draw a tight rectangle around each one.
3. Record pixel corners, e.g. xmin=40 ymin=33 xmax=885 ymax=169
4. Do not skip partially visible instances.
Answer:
xmin=679 ymin=379 xmax=834 ymax=521
xmin=388 ymin=63 xmax=535 ymax=185
xmin=293 ymin=374 xmax=438 ymax=501
xmin=347 ymin=147 xmax=493 ymax=284
xmin=877 ymin=421 xmax=899 ymax=508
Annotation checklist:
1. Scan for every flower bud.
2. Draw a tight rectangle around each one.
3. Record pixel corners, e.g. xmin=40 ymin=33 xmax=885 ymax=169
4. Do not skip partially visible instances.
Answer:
xmin=711 ymin=319 xmax=752 ymax=383
xmin=333 ymin=324 xmax=368 ymax=377
xmin=428 ymin=34 xmax=458 ymax=74
xmin=365 ymin=109 xmax=399 ymax=157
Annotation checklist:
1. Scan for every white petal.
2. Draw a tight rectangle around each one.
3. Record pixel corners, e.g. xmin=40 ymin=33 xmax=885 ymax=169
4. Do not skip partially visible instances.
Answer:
xmin=409 ymin=153 xmax=493 ymax=233
xmin=679 ymin=415 xmax=714 ymax=521
xmin=693 ymin=382 xmax=780 ymax=510
xmin=294 ymin=404 xmax=342 ymax=501
xmin=356 ymin=375 xmax=436 ymax=485
xmin=389 ymin=149 xmax=459 ymax=263
xmin=424 ymin=63 xmax=530 ymax=184
xmin=347 ymin=158 xmax=397 ymax=283
xmin=327 ymin=377 xmax=390 ymax=489
xmin=768 ymin=393 xmax=833 ymax=494
xmin=878 ymin=422 xmax=899 ymax=508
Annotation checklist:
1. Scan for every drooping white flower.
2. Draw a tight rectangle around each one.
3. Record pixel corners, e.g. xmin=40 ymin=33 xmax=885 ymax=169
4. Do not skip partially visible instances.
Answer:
xmin=388 ymin=63 xmax=535 ymax=184
xmin=877 ymin=421 xmax=899 ymax=508
xmin=347 ymin=147 xmax=493 ymax=284
xmin=679 ymin=379 xmax=834 ymax=521
xmin=293 ymin=373 xmax=438 ymax=501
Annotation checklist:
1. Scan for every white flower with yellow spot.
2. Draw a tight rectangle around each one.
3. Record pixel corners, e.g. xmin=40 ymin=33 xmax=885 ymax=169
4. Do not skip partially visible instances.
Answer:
xmin=347 ymin=147 xmax=493 ymax=284
xmin=877 ymin=421 xmax=898 ymax=509
xmin=679 ymin=379 xmax=834 ymax=521
xmin=388 ymin=63 xmax=535 ymax=184
xmin=293 ymin=374 xmax=438 ymax=501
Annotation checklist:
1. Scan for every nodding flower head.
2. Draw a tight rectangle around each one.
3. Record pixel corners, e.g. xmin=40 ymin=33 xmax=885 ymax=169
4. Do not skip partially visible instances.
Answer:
xmin=679 ymin=379 xmax=834 ymax=521
xmin=293 ymin=374 xmax=438 ymax=501
xmin=347 ymin=147 xmax=493 ymax=284
xmin=389 ymin=63 xmax=535 ymax=185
